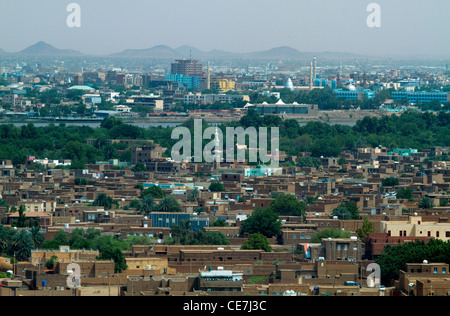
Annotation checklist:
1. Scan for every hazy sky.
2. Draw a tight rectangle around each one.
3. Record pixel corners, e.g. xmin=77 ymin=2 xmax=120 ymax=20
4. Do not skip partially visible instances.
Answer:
xmin=0 ymin=0 xmax=449 ymax=57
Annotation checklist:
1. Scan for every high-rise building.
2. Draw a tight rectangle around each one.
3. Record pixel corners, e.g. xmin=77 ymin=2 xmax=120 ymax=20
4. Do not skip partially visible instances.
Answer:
xmin=171 ymin=59 xmax=204 ymax=77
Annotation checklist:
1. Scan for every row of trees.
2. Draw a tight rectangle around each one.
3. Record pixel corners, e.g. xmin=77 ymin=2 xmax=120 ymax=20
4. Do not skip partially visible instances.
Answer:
xmin=40 ymin=228 xmax=129 ymax=272
xmin=376 ymin=239 xmax=450 ymax=285
xmin=236 ymin=109 xmax=450 ymax=158
xmin=0 ymin=225 xmax=130 ymax=272
xmin=0 ymin=118 xmax=174 ymax=167
xmin=0 ymin=225 xmax=44 ymax=261
xmin=1 ymin=110 xmax=449 ymax=168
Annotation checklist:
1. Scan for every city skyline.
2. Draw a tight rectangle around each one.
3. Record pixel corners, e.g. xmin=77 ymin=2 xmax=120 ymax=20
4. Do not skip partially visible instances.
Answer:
xmin=0 ymin=0 xmax=449 ymax=58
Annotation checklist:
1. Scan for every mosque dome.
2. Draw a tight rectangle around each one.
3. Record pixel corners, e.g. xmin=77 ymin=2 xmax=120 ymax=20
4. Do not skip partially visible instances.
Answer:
xmin=285 ymin=78 xmax=294 ymax=90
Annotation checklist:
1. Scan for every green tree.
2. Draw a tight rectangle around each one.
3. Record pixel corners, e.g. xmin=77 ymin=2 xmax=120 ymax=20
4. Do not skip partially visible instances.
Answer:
xmin=382 ymin=177 xmax=400 ymax=187
xmin=241 ymin=208 xmax=282 ymax=238
xmin=356 ymin=217 xmax=374 ymax=242
xmin=418 ymin=196 xmax=434 ymax=209
xmin=41 ymin=239 xmax=61 ymax=250
xmin=11 ymin=229 xmax=34 ymax=261
xmin=296 ymin=156 xmax=322 ymax=168
xmin=16 ymin=205 xmax=28 ymax=228
xmin=375 ymin=239 xmax=450 ymax=285
xmin=396 ymin=187 xmax=413 ymax=200
xmin=141 ymin=186 xmax=166 ymax=199
xmin=100 ymin=117 xmax=124 ymax=129
xmin=131 ymin=162 xmax=146 ymax=172
xmin=0 ymin=225 xmax=14 ymax=254
xmin=268 ymin=194 xmax=306 ymax=218
xmin=45 ymin=255 xmax=58 ymax=269
xmin=338 ymin=157 xmax=348 ymax=166
xmin=98 ymin=246 xmax=127 ymax=273
xmin=94 ymin=235 xmax=128 ymax=273
xmin=187 ymin=188 xmax=199 ymax=202
xmin=331 ymin=201 xmax=360 ymax=220
xmin=157 ymin=197 xmax=181 ymax=212
xmin=208 ymin=182 xmax=226 ymax=192
xmin=93 ymin=193 xmax=119 ymax=210
xmin=74 ymin=177 xmax=89 ymax=185
xmin=167 ymin=222 xmax=230 ymax=246
xmin=137 ymin=196 xmax=155 ymax=215
xmin=331 ymin=206 xmax=352 ymax=220
xmin=241 ymin=233 xmax=272 ymax=252
xmin=211 ymin=219 xmax=228 ymax=227
xmin=30 ymin=226 xmax=45 ymax=249
xmin=69 ymin=228 xmax=92 ymax=249
xmin=54 ymin=229 xmax=69 ymax=246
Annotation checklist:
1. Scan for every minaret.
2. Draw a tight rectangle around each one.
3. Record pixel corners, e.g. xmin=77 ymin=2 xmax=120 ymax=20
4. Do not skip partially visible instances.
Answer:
xmin=207 ymin=61 xmax=211 ymax=90
xmin=312 ymin=56 xmax=317 ymax=80
xmin=337 ymin=70 xmax=341 ymax=88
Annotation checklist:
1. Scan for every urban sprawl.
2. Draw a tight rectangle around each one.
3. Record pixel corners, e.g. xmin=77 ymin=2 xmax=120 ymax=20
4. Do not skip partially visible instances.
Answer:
xmin=0 ymin=44 xmax=449 ymax=297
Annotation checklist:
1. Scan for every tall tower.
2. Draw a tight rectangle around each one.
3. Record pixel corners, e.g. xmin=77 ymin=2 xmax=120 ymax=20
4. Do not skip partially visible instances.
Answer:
xmin=312 ymin=56 xmax=317 ymax=80
xmin=336 ymin=70 xmax=341 ymax=88
xmin=207 ymin=61 xmax=211 ymax=90
xmin=309 ymin=62 xmax=313 ymax=91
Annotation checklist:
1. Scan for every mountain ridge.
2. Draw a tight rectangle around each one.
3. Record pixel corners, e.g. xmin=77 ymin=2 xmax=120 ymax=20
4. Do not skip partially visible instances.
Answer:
xmin=15 ymin=41 xmax=83 ymax=56
xmin=4 ymin=41 xmax=436 ymax=61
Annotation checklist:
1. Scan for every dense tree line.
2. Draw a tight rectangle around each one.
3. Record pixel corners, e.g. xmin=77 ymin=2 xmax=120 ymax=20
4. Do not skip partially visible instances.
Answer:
xmin=0 ymin=118 xmax=173 ymax=167
xmin=376 ymin=239 xmax=450 ymax=286
xmin=236 ymin=109 xmax=450 ymax=158
xmin=1 ymin=111 xmax=448 ymax=168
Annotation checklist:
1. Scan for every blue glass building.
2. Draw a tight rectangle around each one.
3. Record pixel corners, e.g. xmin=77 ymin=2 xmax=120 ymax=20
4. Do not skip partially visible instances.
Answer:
xmin=166 ymin=74 xmax=199 ymax=89
xmin=392 ymin=91 xmax=449 ymax=103
xmin=333 ymin=89 xmax=375 ymax=100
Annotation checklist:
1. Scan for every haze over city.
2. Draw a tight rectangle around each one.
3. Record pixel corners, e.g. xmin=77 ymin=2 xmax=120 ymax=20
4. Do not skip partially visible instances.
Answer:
xmin=1 ymin=0 xmax=450 ymax=302
xmin=0 ymin=0 xmax=449 ymax=58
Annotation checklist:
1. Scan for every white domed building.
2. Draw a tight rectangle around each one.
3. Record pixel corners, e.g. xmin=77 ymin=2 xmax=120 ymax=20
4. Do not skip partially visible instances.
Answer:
xmin=285 ymin=78 xmax=294 ymax=90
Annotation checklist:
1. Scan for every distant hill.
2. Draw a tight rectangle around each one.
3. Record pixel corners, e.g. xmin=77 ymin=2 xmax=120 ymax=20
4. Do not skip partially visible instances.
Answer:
xmin=173 ymin=45 xmax=363 ymax=61
xmin=4 ymin=41 xmax=370 ymax=61
xmin=110 ymin=45 xmax=182 ymax=59
xmin=244 ymin=46 xmax=307 ymax=60
xmin=174 ymin=46 xmax=242 ymax=59
xmin=16 ymin=41 xmax=83 ymax=56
